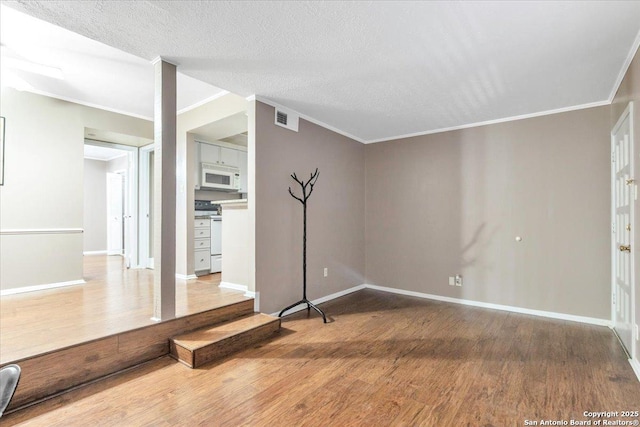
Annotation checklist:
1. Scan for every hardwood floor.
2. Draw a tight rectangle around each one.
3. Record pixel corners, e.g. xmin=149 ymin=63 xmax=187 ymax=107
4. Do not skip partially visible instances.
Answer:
xmin=3 ymin=289 xmax=639 ymax=426
xmin=0 ymin=255 xmax=248 ymax=363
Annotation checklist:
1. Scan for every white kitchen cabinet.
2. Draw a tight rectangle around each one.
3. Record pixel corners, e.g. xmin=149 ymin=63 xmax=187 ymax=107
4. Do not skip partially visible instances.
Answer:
xmin=194 ymin=218 xmax=209 ymax=228
xmin=220 ymin=147 xmax=238 ymax=167
xmin=200 ymin=142 xmax=239 ymax=168
xmin=200 ymin=143 xmax=218 ymax=164
xmin=194 ymin=219 xmax=211 ymax=275
xmin=194 ymin=238 xmax=210 ymax=250
xmin=195 ymin=250 xmax=210 ymax=272
xmin=194 ymin=226 xmax=210 ymax=239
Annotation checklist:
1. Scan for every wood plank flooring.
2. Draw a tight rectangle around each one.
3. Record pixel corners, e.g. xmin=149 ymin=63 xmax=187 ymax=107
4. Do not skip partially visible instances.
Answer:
xmin=3 ymin=289 xmax=639 ymax=426
xmin=0 ymin=255 xmax=248 ymax=363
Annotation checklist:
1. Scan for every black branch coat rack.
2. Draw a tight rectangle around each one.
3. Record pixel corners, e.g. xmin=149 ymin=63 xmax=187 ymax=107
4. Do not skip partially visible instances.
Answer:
xmin=278 ymin=168 xmax=327 ymax=323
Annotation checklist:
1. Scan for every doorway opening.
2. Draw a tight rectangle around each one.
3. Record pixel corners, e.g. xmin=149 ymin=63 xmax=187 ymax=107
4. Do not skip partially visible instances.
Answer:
xmin=83 ymin=140 xmax=139 ymax=270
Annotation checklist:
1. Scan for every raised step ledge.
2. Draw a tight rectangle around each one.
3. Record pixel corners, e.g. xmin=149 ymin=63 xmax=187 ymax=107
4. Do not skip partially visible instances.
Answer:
xmin=170 ymin=313 xmax=281 ymax=368
xmin=2 ymin=298 xmax=255 ymax=412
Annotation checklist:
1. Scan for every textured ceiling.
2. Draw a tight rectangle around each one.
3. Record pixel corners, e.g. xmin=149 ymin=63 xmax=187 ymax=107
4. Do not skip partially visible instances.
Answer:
xmin=3 ymin=1 xmax=640 ymax=142
xmin=0 ymin=5 xmax=226 ymax=120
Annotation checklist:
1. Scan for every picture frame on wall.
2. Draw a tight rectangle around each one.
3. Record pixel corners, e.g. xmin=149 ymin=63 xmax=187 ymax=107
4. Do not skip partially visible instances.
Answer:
xmin=0 ymin=116 xmax=4 ymax=186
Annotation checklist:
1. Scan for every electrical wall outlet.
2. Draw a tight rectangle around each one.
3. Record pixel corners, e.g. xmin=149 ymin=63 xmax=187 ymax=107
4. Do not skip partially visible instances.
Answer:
xmin=455 ymin=275 xmax=462 ymax=287
xmin=323 ymin=267 xmax=328 ymax=278
xmin=448 ymin=276 xmax=455 ymax=286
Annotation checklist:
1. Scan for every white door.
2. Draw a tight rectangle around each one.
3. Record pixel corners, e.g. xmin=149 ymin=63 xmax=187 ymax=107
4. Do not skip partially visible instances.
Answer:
xmin=612 ymin=103 xmax=635 ymax=357
xmin=107 ymin=172 xmax=124 ymax=256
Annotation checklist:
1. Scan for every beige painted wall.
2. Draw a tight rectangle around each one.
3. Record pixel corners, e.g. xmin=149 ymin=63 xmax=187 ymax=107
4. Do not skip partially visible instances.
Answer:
xmin=365 ymin=106 xmax=611 ymax=319
xmin=254 ymin=101 xmax=366 ymax=314
xmin=612 ymin=47 xmax=640 ymax=358
xmin=175 ymin=93 xmax=248 ymax=277
xmin=0 ymin=88 xmax=152 ymax=291
xmin=221 ymin=203 xmax=250 ymax=288
xmin=83 ymin=159 xmax=108 ymax=253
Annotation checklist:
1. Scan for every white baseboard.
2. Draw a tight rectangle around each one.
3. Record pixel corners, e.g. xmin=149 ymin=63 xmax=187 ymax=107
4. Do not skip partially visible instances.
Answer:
xmin=221 ymin=282 xmax=259 ymax=310
xmin=630 ymin=358 xmax=640 ymax=382
xmin=1 ymin=279 xmax=86 ymax=296
xmin=272 ymin=284 xmax=366 ymax=317
xmin=364 ymin=284 xmax=612 ymax=327
xmin=83 ymin=250 xmax=108 ymax=256
xmin=218 ymin=282 xmax=260 ymax=313
xmin=269 ymin=282 xmax=612 ymax=328
xmin=220 ymin=281 xmax=249 ymax=293
xmin=247 ymin=291 xmax=260 ymax=312
xmin=176 ymin=273 xmax=197 ymax=280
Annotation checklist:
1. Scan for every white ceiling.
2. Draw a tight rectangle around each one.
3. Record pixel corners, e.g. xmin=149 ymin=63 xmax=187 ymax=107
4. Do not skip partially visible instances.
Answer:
xmin=3 ymin=1 xmax=640 ymax=143
xmin=0 ymin=5 xmax=227 ymax=120
xmin=83 ymin=144 xmax=128 ymax=161
xmin=191 ymin=112 xmax=248 ymax=145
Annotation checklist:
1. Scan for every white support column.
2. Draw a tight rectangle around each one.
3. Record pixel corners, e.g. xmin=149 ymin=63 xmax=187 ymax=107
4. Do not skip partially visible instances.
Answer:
xmin=151 ymin=57 xmax=177 ymax=321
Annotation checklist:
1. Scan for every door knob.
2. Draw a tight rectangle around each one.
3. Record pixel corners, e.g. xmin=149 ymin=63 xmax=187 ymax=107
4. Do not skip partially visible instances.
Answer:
xmin=619 ymin=245 xmax=631 ymax=252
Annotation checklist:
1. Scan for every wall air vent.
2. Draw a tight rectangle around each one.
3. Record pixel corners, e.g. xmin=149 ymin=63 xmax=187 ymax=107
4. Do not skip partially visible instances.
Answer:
xmin=276 ymin=110 xmax=288 ymax=126
xmin=274 ymin=107 xmax=299 ymax=132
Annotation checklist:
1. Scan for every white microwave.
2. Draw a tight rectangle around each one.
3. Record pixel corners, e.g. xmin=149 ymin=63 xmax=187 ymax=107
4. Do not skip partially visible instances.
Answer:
xmin=201 ymin=163 xmax=241 ymax=192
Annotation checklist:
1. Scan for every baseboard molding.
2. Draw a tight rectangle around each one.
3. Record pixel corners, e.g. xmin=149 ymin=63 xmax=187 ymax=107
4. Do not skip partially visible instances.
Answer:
xmin=1 ymin=279 xmax=86 ymax=296
xmin=364 ymin=284 xmax=613 ymax=327
xmin=220 ymin=283 xmax=259 ymax=310
xmin=220 ymin=281 xmax=249 ymax=293
xmin=269 ymin=283 xmax=612 ymax=327
xmin=176 ymin=274 xmax=197 ymax=280
xmin=630 ymin=358 xmax=640 ymax=382
xmin=247 ymin=291 xmax=260 ymax=312
xmin=272 ymin=284 xmax=367 ymax=317
xmin=83 ymin=250 xmax=108 ymax=256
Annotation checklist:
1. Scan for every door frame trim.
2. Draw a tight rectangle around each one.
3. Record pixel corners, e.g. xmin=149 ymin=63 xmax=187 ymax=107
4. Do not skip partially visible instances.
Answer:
xmin=106 ymin=171 xmax=124 ymax=256
xmin=611 ymin=101 xmax=636 ymax=361
xmin=139 ymin=143 xmax=154 ymax=269
xmin=85 ymin=139 xmax=139 ymax=268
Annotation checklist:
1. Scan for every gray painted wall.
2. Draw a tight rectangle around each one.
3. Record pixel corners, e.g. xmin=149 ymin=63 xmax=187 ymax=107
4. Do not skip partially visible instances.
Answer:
xmin=365 ymin=106 xmax=611 ymax=319
xmin=83 ymin=159 xmax=108 ymax=253
xmin=255 ymin=101 xmax=366 ymax=314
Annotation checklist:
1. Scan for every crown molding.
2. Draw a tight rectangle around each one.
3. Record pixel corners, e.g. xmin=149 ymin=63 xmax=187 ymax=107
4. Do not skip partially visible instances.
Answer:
xmin=254 ymin=96 xmax=366 ymax=144
xmin=608 ymin=28 xmax=640 ymax=102
xmin=366 ymin=100 xmax=612 ymax=144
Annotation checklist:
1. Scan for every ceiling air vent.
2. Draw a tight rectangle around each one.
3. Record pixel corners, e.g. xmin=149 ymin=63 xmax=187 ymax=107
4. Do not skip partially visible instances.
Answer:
xmin=274 ymin=107 xmax=299 ymax=132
